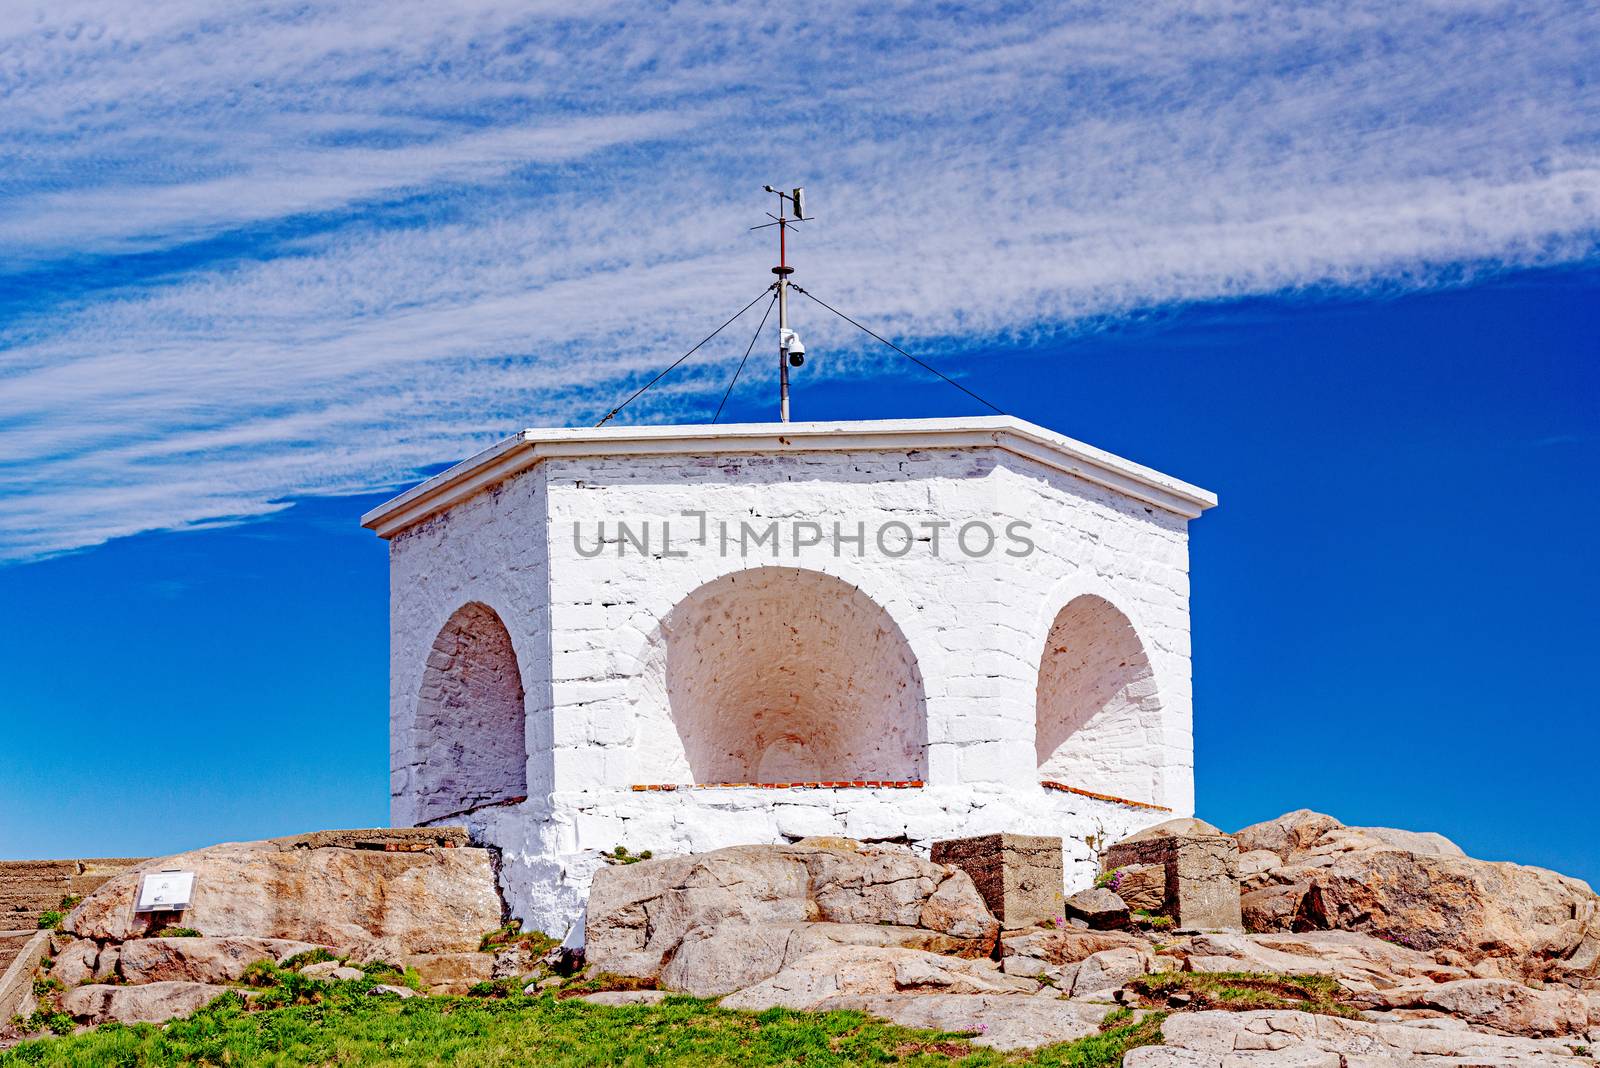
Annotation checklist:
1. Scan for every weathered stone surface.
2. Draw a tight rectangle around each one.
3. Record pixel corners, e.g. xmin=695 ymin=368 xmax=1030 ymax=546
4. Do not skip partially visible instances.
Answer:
xmin=585 ymin=844 xmax=996 ymax=979
xmin=1102 ymin=825 xmax=1241 ymax=931
xmin=65 ymin=834 xmax=501 ymax=956
xmin=369 ymin=984 xmax=419 ymax=998
xmin=61 ymin=981 xmax=228 ymax=1025
xmin=1240 ymin=881 xmax=1312 ymax=932
xmin=1245 ymin=931 xmax=1470 ymax=990
xmin=719 ymin=946 xmax=1036 ymax=1011
xmin=49 ymin=939 xmax=98 ymax=986
xmin=402 ymin=951 xmax=495 ymax=995
xmin=490 ymin=941 xmax=540 ymax=980
xmin=1125 ymin=1008 xmax=1586 ymax=1066
xmin=1105 ymin=862 xmax=1166 ymax=912
xmin=1237 ymin=850 xmax=1282 ymax=879
xmin=92 ymin=944 xmax=120 ymax=982
xmin=1119 ymin=818 xmax=1225 ymax=843
xmin=1000 ymin=926 xmax=1146 ymax=966
xmin=820 ymin=993 xmax=1119 ymax=1051
xmin=582 ymin=989 xmax=671 ymax=1005
xmin=1069 ymin=946 xmax=1150 ymax=997
xmin=930 ymin=834 xmax=1063 ymax=930
xmin=301 ymin=960 xmax=345 ymax=978
xmin=1064 ymin=887 xmax=1130 ymax=929
xmin=659 ymin=921 xmax=991 ymax=997
xmin=119 ymin=937 xmax=321 ymax=984
xmin=794 ymin=837 xmax=860 ymax=852
xmin=1231 ymin=811 xmax=1342 ymax=863
xmin=1232 ymin=812 xmax=1600 ymax=982
xmin=1358 ymin=978 xmax=1588 ymax=1037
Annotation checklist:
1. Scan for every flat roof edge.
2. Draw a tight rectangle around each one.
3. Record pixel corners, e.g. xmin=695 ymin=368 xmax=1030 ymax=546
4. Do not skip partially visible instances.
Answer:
xmin=361 ymin=416 xmax=1218 ymax=538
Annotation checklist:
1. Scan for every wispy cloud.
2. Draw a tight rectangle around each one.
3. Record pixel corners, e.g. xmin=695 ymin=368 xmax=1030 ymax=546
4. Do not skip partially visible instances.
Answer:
xmin=1 ymin=1 xmax=1596 ymax=560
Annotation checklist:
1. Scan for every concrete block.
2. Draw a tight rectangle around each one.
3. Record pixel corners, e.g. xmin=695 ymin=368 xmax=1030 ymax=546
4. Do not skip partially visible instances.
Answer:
xmin=1101 ymin=830 xmax=1241 ymax=931
xmin=932 ymin=832 xmax=1063 ymax=930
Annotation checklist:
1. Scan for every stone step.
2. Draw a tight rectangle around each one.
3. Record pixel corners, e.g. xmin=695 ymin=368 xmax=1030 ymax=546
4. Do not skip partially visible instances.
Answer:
xmin=0 ymin=858 xmax=148 ymax=926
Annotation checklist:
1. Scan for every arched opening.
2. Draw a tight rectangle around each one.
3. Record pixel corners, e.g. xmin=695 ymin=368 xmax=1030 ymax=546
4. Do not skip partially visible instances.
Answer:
xmin=412 ymin=602 xmax=528 ymax=822
xmin=654 ymin=568 xmax=927 ymax=784
xmin=1036 ymin=594 xmax=1162 ymax=801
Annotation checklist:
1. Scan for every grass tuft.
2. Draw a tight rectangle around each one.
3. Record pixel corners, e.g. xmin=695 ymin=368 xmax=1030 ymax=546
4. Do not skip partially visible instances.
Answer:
xmin=1129 ymin=971 xmax=1359 ymax=1018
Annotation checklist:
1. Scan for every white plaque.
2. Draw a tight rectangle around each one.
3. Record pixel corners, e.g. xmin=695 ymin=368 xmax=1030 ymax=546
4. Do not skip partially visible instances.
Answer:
xmin=135 ymin=870 xmax=195 ymax=913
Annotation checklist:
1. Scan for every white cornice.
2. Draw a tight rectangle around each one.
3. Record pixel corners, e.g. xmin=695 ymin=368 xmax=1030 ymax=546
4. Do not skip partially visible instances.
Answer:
xmin=361 ymin=416 xmax=1218 ymax=539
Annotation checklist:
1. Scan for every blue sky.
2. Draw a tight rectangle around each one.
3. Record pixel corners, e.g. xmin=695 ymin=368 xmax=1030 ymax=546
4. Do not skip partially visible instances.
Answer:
xmin=1 ymin=4 xmax=1597 ymax=882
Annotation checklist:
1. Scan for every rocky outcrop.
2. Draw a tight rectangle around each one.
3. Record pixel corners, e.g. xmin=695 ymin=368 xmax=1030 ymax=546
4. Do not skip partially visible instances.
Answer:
xmin=117 ymin=937 xmax=320 ymax=984
xmin=1357 ymin=978 xmax=1589 ymax=1038
xmin=584 ymin=843 xmax=996 ymax=985
xmin=1231 ymin=811 xmax=1600 ymax=982
xmin=1125 ymin=1009 xmax=1588 ymax=1066
xmin=8 ymin=826 xmax=511 ymax=1030
xmin=718 ymin=945 xmax=1036 ymax=1011
xmin=60 ymin=981 xmax=230 ymax=1026
xmin=659 ymin=921 xmax=991 ymax=998
xmin=65 ymin=828 xmax=499 ymax=958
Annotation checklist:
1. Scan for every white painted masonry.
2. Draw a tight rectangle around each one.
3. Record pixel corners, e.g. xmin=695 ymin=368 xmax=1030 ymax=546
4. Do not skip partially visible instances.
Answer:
xmin=364 ymin=416 xmax=1216 ymax=936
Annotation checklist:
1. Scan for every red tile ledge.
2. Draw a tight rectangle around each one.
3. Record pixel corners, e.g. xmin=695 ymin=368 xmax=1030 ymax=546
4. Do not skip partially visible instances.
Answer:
xmin=1039 ymin=780 xmax=1172 ymax=813
xmin=630 ymin=781 xmax=924 ymax=792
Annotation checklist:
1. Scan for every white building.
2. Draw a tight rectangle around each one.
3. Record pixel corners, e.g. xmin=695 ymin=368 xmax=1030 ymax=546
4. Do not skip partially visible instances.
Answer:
xmin=363 ymin=416 xmax=1216 ymax=935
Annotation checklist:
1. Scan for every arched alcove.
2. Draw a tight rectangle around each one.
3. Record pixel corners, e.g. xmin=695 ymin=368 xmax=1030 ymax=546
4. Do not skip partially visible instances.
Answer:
xmin=1036 ymin=594 xmax=1162 ymax=801
xmin=653 ymin=567 xmax=927 ymax=783
xmin=411 ymin=602 xmax=528 ymax=822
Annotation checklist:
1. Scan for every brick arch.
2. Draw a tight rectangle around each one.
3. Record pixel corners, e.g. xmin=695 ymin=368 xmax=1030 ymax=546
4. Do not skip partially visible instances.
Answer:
xmin=411 ymin=601 xmax=528 ymax=822
xmin=644 ymin=566 xmax=927 ymax=784
xmin=1036 ymin=594 xmax=1162 ymax=802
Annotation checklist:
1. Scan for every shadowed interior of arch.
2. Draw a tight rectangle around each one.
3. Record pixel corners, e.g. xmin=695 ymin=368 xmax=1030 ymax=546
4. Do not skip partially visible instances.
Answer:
xmin=1036 ymin=594 xmax=1163 ymax=803
xmin=410 ymin=602 xmax=529 ymax=822
xmin=657 ymin=567 xmax=928 ymax=784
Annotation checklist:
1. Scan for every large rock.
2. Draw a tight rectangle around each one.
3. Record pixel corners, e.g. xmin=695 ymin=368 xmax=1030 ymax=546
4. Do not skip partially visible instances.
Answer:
xmin=1063 ymin=887 xmax=1130 ymax=930
xmin=1069 ymin=946 xmax=1151 ymax=997
xmin=1125 ymin=1008 xmax=1586 ymax=1066
xmin=61 ymin=981 xmax=229 ymax=1025
xmin=719 ymin=945 xmax=1036 ymax=1011
xmin=820 ymin=993 xmax=1119 ymax=1051
xmin=1231 ymin=810 xmax=1343 ymax=862
xmin=585 ymin=844 xmax=996 ymax=979
xmin=401 ymin=951 xmax=495 ymax=995
xmin=1359 ymin=978 xmax=1588 ymax=1037
xmin=65 ymin=830 xmax=501 ymax=957
xmin=1246 ymin=931 xmax=1470 ymax=990
xmin=1000 ymin=926 xmax=1147 ymax=966
xmin=49 ymin=939 xmax=100 ymax=986
xmin=1239 ymin=881 xmax=1313 ymax=931
xmin=1232 ymin=812 xmax=1600 ymax=982
xmin=118 ymin=936 xmax=321 ymax=984
xmin=659 ymin=921 xmax=991 ymax=997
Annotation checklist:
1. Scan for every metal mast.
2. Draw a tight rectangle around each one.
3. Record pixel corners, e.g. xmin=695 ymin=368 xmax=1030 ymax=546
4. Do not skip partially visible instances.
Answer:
xmin=759 ymin=185 xmax=809 ymax=421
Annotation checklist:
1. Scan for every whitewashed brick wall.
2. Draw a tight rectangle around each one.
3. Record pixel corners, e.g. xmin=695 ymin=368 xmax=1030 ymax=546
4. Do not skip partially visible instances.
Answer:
xmin=385 ymin=441 xmax=1199 ymax=935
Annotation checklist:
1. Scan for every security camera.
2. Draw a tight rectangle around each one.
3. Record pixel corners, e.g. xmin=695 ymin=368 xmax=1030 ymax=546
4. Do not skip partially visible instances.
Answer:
xmin=781 ymin=328 xmax=806 ymax=367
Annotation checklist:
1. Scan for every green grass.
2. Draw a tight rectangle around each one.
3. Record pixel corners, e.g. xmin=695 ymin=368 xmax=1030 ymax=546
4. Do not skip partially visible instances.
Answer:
xmin=1128 ymin=971 xmax=1358 ymax=1018
xmin=0 ymin=989 xmax=1167 ymax=1067
xmin=33 ymin=913 xmax=62 ymax=932
xmin=477 ymin=922 xmax=560 ymax=957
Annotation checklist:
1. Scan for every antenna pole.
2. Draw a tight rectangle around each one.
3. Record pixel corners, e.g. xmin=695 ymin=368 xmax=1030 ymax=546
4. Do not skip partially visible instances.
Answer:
xmin=774 ymin=199 xmax=792 ymax=422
